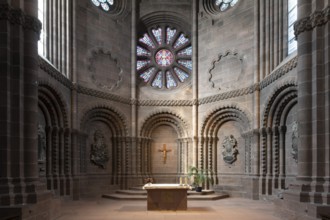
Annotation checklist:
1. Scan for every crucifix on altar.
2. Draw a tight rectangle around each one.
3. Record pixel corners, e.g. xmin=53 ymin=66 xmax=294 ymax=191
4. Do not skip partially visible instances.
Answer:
xmin=158 ymin=144 xmax=172 ymax=164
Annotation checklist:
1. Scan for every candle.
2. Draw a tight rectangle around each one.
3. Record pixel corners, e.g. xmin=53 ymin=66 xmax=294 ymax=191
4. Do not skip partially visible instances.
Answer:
xmin=184 ymin=176 xmax=187 ymax=185
xmin=179 ymin=177 xmax=182 ymax=185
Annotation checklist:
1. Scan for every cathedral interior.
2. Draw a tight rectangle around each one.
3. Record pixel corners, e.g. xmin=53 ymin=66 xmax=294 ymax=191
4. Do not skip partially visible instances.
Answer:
xmin=1 ymin=0 xmax=330 ymax=219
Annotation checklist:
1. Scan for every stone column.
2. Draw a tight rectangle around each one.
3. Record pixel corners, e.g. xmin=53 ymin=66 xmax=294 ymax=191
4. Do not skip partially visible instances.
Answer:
xmin=273 ymin=126 xmax=279 ymax=190
xmin=279 ymin=1 xmax=330 ymax=219
xmin=259 ymin=127 xmax=267 ymax=195
xmin=278 ymin=125 xmax=286 ymax=190
xmin=192 ymin=0 xmax=199 ymax=167
xmin=266 ymin=127 xmax=273 ymax=195
xmin=0 ymin=1 xmax=57 ymax=219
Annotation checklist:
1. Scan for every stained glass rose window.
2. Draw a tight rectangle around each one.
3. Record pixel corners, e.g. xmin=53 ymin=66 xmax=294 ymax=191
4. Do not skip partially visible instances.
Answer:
xmin=137 ymin=26 xmax=192 ymax=89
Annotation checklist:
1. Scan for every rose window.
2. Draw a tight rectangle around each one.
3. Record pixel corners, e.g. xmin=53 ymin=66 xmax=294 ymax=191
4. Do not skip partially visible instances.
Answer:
xmin=214 ymin=0 xmax=239 ymax=11
xmin=91 ymin=0 xmax=114 ymax=12
xmin=155 ymin=49 xmax=174 ymax=67
xmin=137 ymin=26 xmax=192 ymax=89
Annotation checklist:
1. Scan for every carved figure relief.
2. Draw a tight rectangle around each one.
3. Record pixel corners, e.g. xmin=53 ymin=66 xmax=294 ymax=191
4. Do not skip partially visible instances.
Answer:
xmin=291 ymin=121 xmax=298 ymax=163
xmin=90 ymin=130 xmax=109 ymax=169
xmin=37 ymin=124 xmax=46 ymax=161
xmin=222 ymin=135 xmax=238 ymax=164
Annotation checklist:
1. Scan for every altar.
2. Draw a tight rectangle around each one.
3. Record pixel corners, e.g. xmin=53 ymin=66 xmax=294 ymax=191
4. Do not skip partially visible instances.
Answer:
xmin=143 ymin=184 xmax=191 ymax=211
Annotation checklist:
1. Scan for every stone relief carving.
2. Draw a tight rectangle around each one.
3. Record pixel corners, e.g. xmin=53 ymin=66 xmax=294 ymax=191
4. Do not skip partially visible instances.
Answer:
xmin=209 ymin=50 xmax=243 ymax=92
xmin=291 ymin=121 xmax=298 ymax=163
xmin=37 ymin=124 xmax=46 ymax=161
xmin=222 ymin=135 xmax=238 ymax=164
xmin=90 ymin=130 xmax=109 ymax=169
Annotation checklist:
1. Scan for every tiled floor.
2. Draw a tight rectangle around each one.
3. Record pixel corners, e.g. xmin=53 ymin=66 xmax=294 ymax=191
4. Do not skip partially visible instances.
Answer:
xmin=55 ymin=197 xmax=282 ymax=220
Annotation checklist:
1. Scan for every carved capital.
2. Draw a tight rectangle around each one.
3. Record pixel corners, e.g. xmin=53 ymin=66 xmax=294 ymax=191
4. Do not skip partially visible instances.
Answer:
xmin=260 ymin=127 xmax=267 ymax=136
xmin=266 ymin=127 xmax=272 ymax=135
xmin=294 ymin=6 xmax=330 ymax=39
xmin=0 ymin=4 xmax=42 ymax=36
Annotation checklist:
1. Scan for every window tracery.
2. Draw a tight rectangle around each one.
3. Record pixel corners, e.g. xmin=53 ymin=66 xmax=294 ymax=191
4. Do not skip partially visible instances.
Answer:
xmin=137 ymin=26 xmax=192 ymax=89
xmin=288 ymin=0 xmax=297 ymax=55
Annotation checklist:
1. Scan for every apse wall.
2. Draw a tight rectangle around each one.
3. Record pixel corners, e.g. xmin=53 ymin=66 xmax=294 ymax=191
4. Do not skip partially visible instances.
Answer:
xmin=35 ymin=0 xmax=300 ymax=200
xmin=76 ymin=0 xmax=131 ymax=96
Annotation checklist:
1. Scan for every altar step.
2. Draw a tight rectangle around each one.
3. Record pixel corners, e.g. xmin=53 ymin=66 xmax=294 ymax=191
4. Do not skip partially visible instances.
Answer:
xmin=102 ymin=189 xmax=229 ymax=201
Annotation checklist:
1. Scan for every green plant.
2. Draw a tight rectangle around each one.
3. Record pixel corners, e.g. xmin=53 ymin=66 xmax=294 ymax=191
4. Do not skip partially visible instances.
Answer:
xmin=187 ymin=166 xmax=214 ymax=188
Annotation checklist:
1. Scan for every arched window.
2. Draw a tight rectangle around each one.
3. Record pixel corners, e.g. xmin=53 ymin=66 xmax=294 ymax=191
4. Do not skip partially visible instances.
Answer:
xmin=214 ymin=0 xmax=239 ymax=12
xmin=288 ymin=0 xmax=297 ymax=55
xmin=91 ymin=0 xmax=115 ymax=12
xmin=137 ymin=26 xmax=192 ymax=89
xmin=38 ymin=0 xmax=71 ymax=77
xmin=38 ymin=0 xmax=46 ymax=57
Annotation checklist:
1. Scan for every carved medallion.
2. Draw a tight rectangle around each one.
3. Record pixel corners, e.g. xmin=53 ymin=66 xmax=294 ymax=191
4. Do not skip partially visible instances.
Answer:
xmin=90 ymin=130 xmax=109 ymax=169
xmin=87 ymin=47 xmax=123 ymax=91
xmin=291 ymin=121 xmax=298 ymax=163
xmin=209 ymin=51 xmax=243 ymax=91
xmin=221 ymin=135 xmax=238 ymax=164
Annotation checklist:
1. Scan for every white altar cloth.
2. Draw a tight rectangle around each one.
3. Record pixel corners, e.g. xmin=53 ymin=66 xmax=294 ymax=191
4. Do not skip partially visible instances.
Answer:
xmin=143 ymin=183 xmax=191 ymax=190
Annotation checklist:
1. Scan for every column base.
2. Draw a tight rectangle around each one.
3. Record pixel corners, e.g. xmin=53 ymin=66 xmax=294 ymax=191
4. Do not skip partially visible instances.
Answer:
xmin=0 ymin=194 xmax=61 ymax=220
xmin=274 ymin=180 xmax=330 ymax=220
xmin=275 ymin=197 xmax=330 ymax=220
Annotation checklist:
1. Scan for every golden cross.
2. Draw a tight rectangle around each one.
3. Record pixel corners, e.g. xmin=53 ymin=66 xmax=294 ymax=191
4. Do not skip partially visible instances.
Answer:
xmin=158 ymin=144 xmax=171 ymax=164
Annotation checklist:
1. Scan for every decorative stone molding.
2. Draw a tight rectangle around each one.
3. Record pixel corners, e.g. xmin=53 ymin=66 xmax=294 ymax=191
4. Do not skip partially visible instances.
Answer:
xmin=40 ymin=52 xmax=297 ymax=107
xmin=140 ymin=110 xmax=189 ymax=138
xmin=80 ymin=104 xmax=129 ymax=136
xmin=0 ymin=4 xmax=42 ymax=36
xmin=39 ymin=57 xmax=73 ymax=89
xmin=141 ymin=11 xmax=190 ymax=31
xmin=259 ymin=56 xmax=298 ymax=90
xmin=208 ymin=50 xmax=244 ymax=91
xmin=294 ymin=6 xmax=330 ymax=39
xmin=77 ymin=85 xmax=131 ymax=105
xmin=262 ymin=81 xmax=297 ymax=128
xmin=38 ymin=82 xmax=70 ymax=127
xmin=137 ymin=99 xmax=193 ymax=106
xmin=199 ymin=83 xmax=259 ymax=105
xmin=87 ymin=47 xmax=123 ymax=92
xmin=200 ymin=104 xmax=251 ymax=136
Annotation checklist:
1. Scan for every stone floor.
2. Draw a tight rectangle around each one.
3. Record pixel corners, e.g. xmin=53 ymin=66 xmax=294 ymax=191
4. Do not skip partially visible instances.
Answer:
xmin=55 ymin=197 xmax=282 ymax=220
